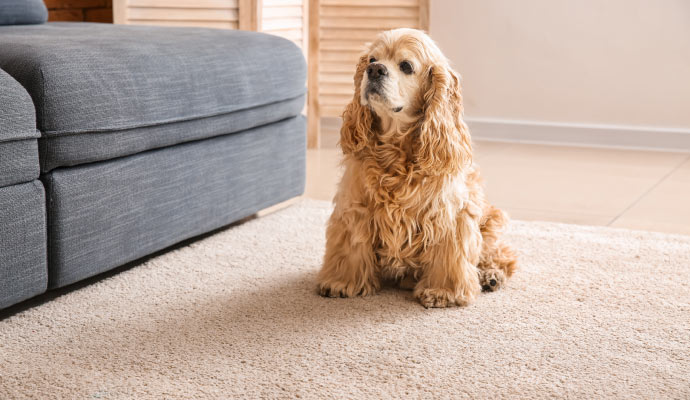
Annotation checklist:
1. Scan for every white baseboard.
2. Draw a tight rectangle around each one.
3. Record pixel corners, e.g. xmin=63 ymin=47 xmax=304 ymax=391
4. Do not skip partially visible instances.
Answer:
xmin=465 ymin=117 xmax=690 ymax=153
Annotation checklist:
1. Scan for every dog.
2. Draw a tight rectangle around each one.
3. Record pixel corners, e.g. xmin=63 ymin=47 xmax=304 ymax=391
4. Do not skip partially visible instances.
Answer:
xmin=317 ymin=29 xmax=517 ymax=308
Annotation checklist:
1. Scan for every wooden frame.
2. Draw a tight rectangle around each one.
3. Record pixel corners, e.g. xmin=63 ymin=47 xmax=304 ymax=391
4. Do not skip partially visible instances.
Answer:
xmin=112 ymin=0 xmax=127 ymax=24
xmin=307 ymin=0 xmax=320 ymax=148
xmin=239 ymin=0 xmax=261 ymax=31
xmin=418 ymin=0 xmax=429 ymax=31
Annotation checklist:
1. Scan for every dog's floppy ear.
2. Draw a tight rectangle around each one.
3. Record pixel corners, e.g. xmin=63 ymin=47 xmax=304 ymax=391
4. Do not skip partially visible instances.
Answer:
xmin=339 ymin=54 xmax=373 ymax=155
xmin=415 ymin=63 xmax=472 ymax=175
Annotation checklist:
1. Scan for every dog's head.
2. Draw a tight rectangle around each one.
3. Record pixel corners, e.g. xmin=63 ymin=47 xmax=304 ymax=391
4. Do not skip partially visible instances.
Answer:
xmin=340 ymin=28 xmax=472 ymax=175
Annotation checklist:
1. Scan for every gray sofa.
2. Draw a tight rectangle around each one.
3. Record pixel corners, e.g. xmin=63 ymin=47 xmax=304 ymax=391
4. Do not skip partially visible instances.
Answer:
xmin=0 ymin=2 xmax=306 ymax=309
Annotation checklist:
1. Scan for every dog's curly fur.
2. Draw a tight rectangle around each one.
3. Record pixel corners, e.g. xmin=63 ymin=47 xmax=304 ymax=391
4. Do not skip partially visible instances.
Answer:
xmin=317 ymin=29 xmax=517 ymax=308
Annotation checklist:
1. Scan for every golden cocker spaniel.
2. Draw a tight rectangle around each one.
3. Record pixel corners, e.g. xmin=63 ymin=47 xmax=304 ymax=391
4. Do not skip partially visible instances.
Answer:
xmin=318 ymin=29 xmax=517 ymax=308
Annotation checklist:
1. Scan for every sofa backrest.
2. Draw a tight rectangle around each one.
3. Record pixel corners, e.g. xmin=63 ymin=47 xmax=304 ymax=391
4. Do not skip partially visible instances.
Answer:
xmin=0 ymin=0 xmax=48 ymax=25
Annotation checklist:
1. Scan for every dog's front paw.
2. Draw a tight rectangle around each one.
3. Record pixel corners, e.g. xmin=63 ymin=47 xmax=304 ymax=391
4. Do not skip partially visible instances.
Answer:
xmin=414 ymin=288 xmax=471 ymax=308
xmin=318 ymin=280 xmax=377 ymax=298
xmin=478 ymin=268 xmax=506 ymax=292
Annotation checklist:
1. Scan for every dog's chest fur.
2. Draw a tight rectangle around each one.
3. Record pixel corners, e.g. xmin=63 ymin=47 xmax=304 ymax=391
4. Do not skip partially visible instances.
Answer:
xmin=356 ymin=148 xmax=470 ymax=278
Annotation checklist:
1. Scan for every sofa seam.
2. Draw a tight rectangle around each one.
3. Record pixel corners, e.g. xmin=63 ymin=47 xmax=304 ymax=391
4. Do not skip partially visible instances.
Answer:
xmin=0 ymin=133 xmax=41 ymax=145
xmin=39 ymin=91 xmax=307 ymax=138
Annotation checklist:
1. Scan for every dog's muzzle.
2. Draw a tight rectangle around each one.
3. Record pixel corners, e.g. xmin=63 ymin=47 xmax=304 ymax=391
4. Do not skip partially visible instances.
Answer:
xmin=364 ymin=63 xmax=387 ymax=101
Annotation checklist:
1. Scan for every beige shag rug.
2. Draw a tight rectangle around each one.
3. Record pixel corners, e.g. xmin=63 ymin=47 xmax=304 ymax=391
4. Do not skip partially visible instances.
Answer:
xmin=1 ymin=199 xmax=689 ymax=399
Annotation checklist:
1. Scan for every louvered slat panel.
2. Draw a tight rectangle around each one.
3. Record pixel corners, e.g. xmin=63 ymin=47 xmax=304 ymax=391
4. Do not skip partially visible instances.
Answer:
xmin=114 ymin=0 xmax=240 ymax=29
xmin=321 ymin=105 xmax=346 ymax=117
xmin=262 ymin=17 xmax=303 ymax=31
xmin=320 ymin=73 xmax=352 ymax=84
xmin=321 ymin=84 xmax=356 ymax=95
xmin=322 ymin=0 xmax=418 ymax=6
xmin=320 ymin=50 xmax=360 ymax=63
xmin=320 ymin=94 xmax=353 ymax=104
xmin=321 ymin=17 xmax=417 ymax=29
xmin=128 ymin=20 xmax=239 ymax=29
xmin=320 ymin=28 xmax=390 ymax=41
xmin=129 ymin=0 xmax=239 ymax=8
xmin=320 ymin=6 xmax=417 ymax=18
xmin=320 ymin=62 xmax=360 ymax=74
xmin=320 ymin=39 xmax=370 ymax=52
xmin=261 ymin=1 xmax=307 ymax=52
xmin=264 ymin=0 xmax=302 ymax=6
xmin=128 ymin=8 xmax=239 ymax=21
xmin=263 ymin=6 xmax=302 ymax=18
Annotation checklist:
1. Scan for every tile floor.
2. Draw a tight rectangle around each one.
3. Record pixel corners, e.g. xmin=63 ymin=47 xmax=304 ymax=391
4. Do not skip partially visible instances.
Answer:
xmin=303 ymin=127 xmax=690 ymax=236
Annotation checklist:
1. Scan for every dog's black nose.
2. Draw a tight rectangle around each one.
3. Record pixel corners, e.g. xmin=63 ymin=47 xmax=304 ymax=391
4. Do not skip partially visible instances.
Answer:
xmin=367 ymin=63 xmax=388 ymax=80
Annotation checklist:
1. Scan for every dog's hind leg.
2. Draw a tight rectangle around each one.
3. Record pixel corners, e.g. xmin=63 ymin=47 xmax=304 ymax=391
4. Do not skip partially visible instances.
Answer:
xmin=477 ymin=205 xmax=518 ymax=292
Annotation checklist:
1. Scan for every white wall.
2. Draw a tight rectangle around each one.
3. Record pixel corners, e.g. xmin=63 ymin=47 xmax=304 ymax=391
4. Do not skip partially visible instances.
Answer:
xmin=430 ymin=0 xmax=690 ymax=143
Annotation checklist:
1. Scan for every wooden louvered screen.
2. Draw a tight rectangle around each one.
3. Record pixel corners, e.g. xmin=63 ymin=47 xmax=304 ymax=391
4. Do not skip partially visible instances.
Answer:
xmin=113 ymin=0 xmax=241 ymax=29
xmin=113 ymin=0 xmax=308 ymax=51
xmin=307 ymin=0 xmax=429 ymax=147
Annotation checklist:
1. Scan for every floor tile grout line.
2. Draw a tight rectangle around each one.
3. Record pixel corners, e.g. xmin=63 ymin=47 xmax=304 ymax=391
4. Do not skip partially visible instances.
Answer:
xmin=607 ymin=154 xmax=690 ymax=226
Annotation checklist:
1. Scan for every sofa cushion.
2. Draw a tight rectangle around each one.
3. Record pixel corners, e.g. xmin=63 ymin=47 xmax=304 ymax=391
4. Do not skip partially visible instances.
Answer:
xmin=0 ymin=0 xmax=48 ymax=25
xmin=43 ymin=116 xmax=305 ymax=288
xmin=0 ymin=23 xmax=306 ymax=137
xmin=0 ymin=69 xmax=40 ymax=186
xmin=38 ymin=94 xmax=305 ymax=172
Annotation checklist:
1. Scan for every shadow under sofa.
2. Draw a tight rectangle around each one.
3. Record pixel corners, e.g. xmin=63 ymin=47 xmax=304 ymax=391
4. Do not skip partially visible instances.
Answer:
xmin=0 ymin=21 xmax=306 ymax=308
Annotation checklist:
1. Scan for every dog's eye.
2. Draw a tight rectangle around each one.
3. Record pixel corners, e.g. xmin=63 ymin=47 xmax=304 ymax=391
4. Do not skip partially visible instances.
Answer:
xmin=399 ymin=61 xmax=414 ymax=75
xmin=369 ymin=57 xmax=377 ymax=63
